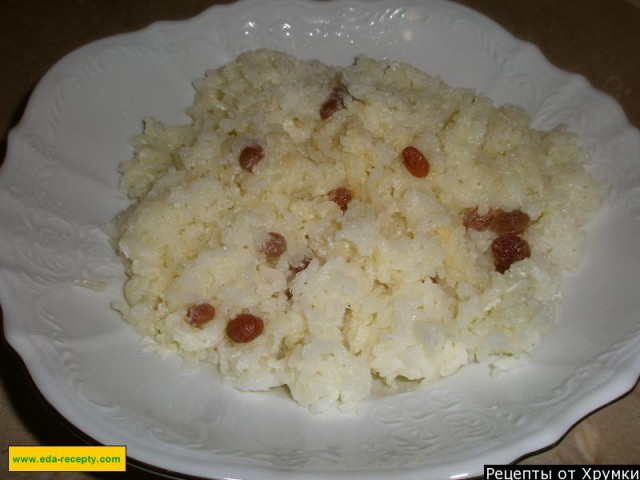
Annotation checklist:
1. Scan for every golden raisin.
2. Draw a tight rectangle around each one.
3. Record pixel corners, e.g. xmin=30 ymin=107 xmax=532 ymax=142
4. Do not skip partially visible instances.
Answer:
xmin=491 ymin=234 xmax=531 ymax=273
xmin=491 ymin=210 xmax=530 ymax=236
xmin=463 ymin=207 xmax=495 ymax=231
xmin=226 ymin=313 xmax=264 ymax=343
xmin=329 ymin=186 xmax=352 ymax=212
xmin=401 ymin=146 xmax=430 ymax=178
xmin=187 ymin=303 xmax=215 ymax=328
xmin=239 ymin=144 xmax=264 ymax=172
xmin=320 ymin=86 xmax=349 ymax=119
xmin=260 ymin=232 xmax=287 ymax=261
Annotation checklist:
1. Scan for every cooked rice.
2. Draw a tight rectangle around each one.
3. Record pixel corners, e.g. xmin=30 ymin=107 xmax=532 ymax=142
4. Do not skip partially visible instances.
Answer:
xmin=107 ymin=49 xmax=602 ymax=413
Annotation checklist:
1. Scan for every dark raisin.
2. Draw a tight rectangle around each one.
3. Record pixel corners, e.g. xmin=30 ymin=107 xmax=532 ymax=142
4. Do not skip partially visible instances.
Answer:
xmin=463 ymin=207 xmax=495 ymax=231
xmin=289 ymin=256 xmax=311 ymax=275
xmin=329 ymin=187 xmax=352 ymax=212
xmin=286 ymin=256 xmax=311 ymax=288
xmin=491 ymin=234 xmax=531 ymax=272
xmin=491 ymin=210 xmax=530 ymax=236
xmin=239 ymin=144 xmax=264 ymax=172
xmin=187 ymin=303 xmax=215 ymax=327
xmin=260 ymin=232 xmax=287 ymax=261
xmin=320 ymin=86 xmax=349 ymax=119
xmin=226 ymin=313 xmax=264 ymax=343
xmin=401 ymin=146 xmax=430 ymax=178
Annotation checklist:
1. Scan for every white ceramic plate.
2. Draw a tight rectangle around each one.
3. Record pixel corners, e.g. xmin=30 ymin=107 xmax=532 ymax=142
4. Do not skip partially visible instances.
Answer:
xmin=1 ymin=0 xmax=639 ymax=478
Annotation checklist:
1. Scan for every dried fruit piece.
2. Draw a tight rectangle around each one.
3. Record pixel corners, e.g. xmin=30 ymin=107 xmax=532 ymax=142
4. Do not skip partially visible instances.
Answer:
xmin=187 ymin=303 xmax=215 ymax=328
xmin=463 ymin=207 xmax=495 ymax=231
xmin=226 ymin=313 xmax=264 ymax=343
xmin=329 ymin=186 xmax=352 ymax=212
xmin=239 ymin=144 xmax=264 ymax=172
xmin=491 ymin=209 xmax=530 ymax=236
xmin=491 ymin=234 xmax=531 ymax=273
xmin=289 ymin=256 xmax=311 ymax=276
xmin=286 ymin=256 xmax=311 ymax=297
xmin=320 ymin=86 xmax=349 ymax=119
xmin=464 ymin=207 xmax=531 ymax=236
xmin=401 ymin=146 xmax=430 ymax=178
xmin=260 ymin=232 xmax=287 ymax=261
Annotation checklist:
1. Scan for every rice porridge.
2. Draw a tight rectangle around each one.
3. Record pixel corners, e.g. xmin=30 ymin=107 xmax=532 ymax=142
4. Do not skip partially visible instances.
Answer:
xmin=107 ymin=49 xmax=602 ymax=413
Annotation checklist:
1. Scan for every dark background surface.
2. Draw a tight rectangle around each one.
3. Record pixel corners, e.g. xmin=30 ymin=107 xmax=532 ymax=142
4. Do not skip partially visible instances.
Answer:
xmin=1 ymin=1 xmax=639 ymax=477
